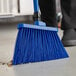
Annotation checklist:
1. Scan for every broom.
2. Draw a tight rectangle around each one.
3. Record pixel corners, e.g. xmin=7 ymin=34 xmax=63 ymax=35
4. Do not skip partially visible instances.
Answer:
xmin=12 ymin=0 xmax=69 ymax=65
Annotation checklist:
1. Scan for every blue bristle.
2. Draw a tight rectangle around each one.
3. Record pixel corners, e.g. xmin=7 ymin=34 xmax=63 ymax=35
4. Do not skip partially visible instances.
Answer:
xmin=13 ymin=27 xmax=69 ymax=65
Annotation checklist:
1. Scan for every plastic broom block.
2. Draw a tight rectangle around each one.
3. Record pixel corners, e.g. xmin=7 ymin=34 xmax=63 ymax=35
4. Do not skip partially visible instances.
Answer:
xmin=12 ymin=24 xmax=69 ymax=65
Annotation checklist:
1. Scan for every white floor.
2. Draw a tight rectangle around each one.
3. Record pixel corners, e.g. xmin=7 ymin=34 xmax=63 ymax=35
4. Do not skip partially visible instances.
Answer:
xmin=0 ymin=24 xmax=76 ymax=76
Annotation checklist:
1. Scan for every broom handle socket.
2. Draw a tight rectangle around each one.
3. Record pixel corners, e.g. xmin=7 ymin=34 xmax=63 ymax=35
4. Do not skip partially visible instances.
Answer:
xmin=33 ymin=12 xmax=41 ymax=21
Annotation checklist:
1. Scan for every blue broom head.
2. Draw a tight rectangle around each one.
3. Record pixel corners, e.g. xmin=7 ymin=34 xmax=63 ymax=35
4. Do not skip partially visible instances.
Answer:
xmin=12 ymin=23 xmax=69 ymax=65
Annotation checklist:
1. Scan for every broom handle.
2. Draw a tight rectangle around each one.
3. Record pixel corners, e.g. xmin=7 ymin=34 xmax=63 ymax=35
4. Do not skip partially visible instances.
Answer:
xmin=33 ymin=0 xmax=39 ymax=12
xmin=33 ymin=0 xmax=41 ymax=21
xmin=33 ymin=0 xmax=46 ymax=26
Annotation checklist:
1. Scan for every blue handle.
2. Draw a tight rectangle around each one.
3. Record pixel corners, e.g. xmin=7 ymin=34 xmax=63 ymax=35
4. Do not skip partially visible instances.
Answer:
xmin=33 ymin=0 xmax=39 ymax=12
xmin=33 ymin=0 xmax=46 ymax=26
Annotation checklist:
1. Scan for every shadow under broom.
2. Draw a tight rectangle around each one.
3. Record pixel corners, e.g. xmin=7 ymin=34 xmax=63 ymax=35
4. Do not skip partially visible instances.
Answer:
xmin=12 ymin=0 xmax=69 ymax=65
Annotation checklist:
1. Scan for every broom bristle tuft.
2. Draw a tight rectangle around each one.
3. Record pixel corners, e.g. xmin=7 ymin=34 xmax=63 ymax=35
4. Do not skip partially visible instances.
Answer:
xmin=13 ymin=27 xmax=69 ymax=65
